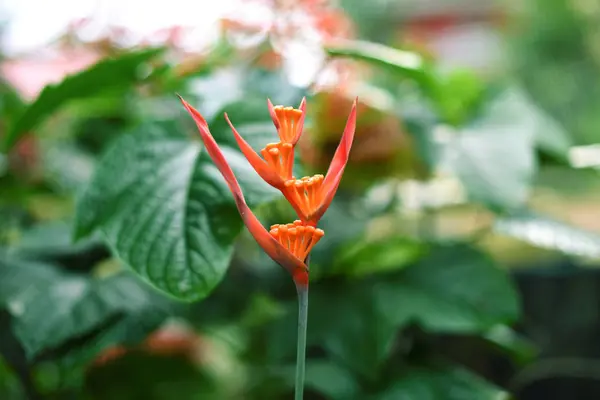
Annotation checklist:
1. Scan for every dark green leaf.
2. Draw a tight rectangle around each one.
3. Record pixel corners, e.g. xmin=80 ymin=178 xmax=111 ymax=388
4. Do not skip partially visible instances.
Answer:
xmin=0 ymin=78 xmax=25 ymax=124
xmin=304 ymin=361 xmax=361 ymax=400
xmin=0 ymin=357 xmax=24 ymax=399
xmin=0 ymin=258 xmax=169 ymax=358
xmin=75 ymin=120 xmax=277 ymax=301
xmin=376 ymin=244 xmax=519 ymax=333
xmin=3 ymin=48 xmax=164 ymax=151
xmin=376 ymin=366 xmax=509 ymax=400
xmin=85 ymin=352 xmax=220 ymax=399
xmin=439 ymin=88 xmax=538 ymax=211
xmin=495 ymin=211 xmax=600 ymax=259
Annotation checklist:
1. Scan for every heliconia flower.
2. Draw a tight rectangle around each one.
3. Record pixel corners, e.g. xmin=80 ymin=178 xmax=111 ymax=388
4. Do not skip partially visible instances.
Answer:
xmin=226 ymin=97 xmax=357 ymax=226
xmin=178 ymin=95 xmax=324 ymax=287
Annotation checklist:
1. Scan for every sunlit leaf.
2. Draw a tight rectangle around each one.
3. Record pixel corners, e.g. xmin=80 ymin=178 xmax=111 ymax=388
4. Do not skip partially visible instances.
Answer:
xmin=325 ymin=40 xmax=433 ymax=89
xmin=440 ymin=88 xmax=538 ymax=211
xmin=495 ymin=211 xmax=600 ymax=259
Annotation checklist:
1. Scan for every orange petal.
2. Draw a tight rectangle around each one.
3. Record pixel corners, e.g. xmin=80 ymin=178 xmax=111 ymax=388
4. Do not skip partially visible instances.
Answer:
xmin=225 ymin=113 xmax=285 ymax=189
xmin=291 ymin=97 xmax=307 ymax=145
xmin=179 ymin=96 xmax=308 ymax=278
xmin=322 ymin=97 xmax=357 ymax=192
xmin=312 ymin=98 xmax=357 ymax=224
xmin=267 ymin=98 xmax=280 ymax=130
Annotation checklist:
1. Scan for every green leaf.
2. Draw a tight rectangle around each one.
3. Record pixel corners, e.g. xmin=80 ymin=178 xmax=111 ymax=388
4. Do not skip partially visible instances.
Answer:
xmin=85 ymin=352 xmax=220 ymax=399
xmin=439 ymin=88 xmax=538 ymax=211
xmin=325 ymin=40 xmax=434 ymax=90
xmin=75 ymin=120 xmax=277 ymax=301
xmin=317 ymin=284 xmax=397 ymax=380
xmin=495 ymin=211 xmax=600 ymax=259
xmin=8 ymin=221 xmax=100 ymax=260
xmin=376 ymin=244 xmax=519 ymax=333
xmin=304 ymin=361 xmax=361 ymax=400
xmin=483 ymin=325 xmax=538 ymax=365
xmin=0 ymin=78 xmax=26 ymax=124
xmin=333 ymin=236 xmax=425 ymax=277
xmin=435 ymin=69 xmax=486 ymax=126
xmin=265 ymin=281 xmax=398 ymax=380
xmin=497 ymin=87 xmax=571 ymax=161
xmin=0 ymin=357 xmax=24 ymax=399
xmin=376 ymin=366 xmax=510 ymax=400
xmin=0 ymin=258 xmax=169 ymax=358
xmin=3 ymin=48 xmax=164 ymax=151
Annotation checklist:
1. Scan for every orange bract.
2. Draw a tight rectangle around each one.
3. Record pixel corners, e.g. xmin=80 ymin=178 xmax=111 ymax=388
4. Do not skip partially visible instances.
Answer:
xmin=270 ymin=220 xmax=324 ymax=262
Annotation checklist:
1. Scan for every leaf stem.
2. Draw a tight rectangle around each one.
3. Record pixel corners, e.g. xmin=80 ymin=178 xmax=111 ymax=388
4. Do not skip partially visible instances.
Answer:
xmin=294 ymin=282 xmax=309 ymax=400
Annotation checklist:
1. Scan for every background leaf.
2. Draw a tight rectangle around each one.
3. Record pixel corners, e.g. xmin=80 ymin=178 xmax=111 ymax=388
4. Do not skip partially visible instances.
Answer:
xmin=332 ymin=236 xmax=425 ymax=277
xmin=495 ymin=211 xmax=600 ymax=259
xmin=325 ymin=40 xmax=433 ymax=90
xmin=439 ymin=88 xmax=538 ymax=211
xmin=3 ymin=48 xmax=164 ymax=151
xmin=0 ymin=258 xmax=169 ymax=359
xmin=376 ymin=366 xmax=510 ymax=400
xmin=376 ymin=244 xmax=520 ymax=333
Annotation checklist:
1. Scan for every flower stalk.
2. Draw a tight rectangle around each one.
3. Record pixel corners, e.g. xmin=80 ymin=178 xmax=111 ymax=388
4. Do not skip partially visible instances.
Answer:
xmin=295 ymin=280 xmax=309 ymax=400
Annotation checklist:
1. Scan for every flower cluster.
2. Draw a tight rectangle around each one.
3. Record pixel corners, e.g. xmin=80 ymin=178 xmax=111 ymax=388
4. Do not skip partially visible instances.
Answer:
xmin=179 ymin=95 xmax=356 ymax=287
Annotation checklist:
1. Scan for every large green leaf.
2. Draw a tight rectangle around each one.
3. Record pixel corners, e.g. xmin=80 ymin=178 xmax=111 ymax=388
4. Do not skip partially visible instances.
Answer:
xmin=2 ymin=48 xmax=164 ymax=151
xmin=75 ymin=120 xmax=277 ymax=301
xmin=0 ymin=258 xmax=169 ymax=359
xmin=376 ymin=366 xmax=510 ymax=400
xmin=495 ymin=211 xmax=600 ymax=259
xmin=439 ymin=88 xmax=538 ymax=211
xmin=376 ymin=244 xmax=519 ymax=333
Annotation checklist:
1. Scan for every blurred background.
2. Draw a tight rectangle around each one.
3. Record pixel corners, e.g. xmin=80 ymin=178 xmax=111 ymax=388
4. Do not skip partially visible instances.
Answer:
xmin=1 ymin=0 xmax=600 ymax=399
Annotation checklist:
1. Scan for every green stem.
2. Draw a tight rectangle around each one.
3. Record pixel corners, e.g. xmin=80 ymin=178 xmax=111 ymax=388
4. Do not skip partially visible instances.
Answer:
xmin=294 ymin=283 xmax=309 ymax=400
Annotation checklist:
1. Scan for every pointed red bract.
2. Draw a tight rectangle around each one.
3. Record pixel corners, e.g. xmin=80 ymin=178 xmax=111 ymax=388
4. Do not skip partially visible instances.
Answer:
xmin=309 ymin=98 xmax=357 ymax=224
xmin=321 ymin=98 xmax=357 ymax=192
xmin=267 ymin=98 xmax=280 ymax=130
xmin=292 ymin=97 xmax=307 ymax=145
xmin=225 ymin=113 xmax=285 ymax=189
xmin=179 ymin=96 xmax=308 ymax=281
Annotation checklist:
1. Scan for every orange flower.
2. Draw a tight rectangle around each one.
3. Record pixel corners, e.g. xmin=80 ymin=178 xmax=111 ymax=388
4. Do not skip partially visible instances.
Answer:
xmin=179 ymin=95 xmax=356 ymax=286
